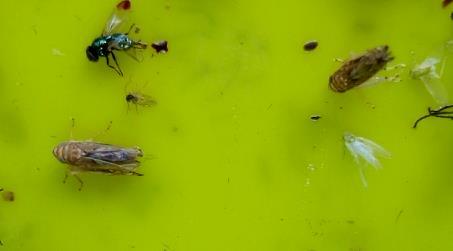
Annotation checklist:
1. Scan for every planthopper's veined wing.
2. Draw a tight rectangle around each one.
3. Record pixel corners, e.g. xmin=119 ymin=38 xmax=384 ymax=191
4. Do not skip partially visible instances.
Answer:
xmin=103 ymin=0 xmax=132 ymax=36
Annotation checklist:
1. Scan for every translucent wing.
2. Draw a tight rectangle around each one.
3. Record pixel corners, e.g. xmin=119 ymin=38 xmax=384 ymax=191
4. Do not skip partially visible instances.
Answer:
xmin=420 ymin=75 xmax=449 ymax=105
xmin=103 ymin=0 xmax=131 ymax=36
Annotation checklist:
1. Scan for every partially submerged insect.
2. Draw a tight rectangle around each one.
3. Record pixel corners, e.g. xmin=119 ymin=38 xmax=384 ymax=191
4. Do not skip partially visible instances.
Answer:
xmin=329 ymin=45 xmax=394 ymax=92
xmin=410 ymin=56 xmax=448 ymax=105
xmin=86 ymin=0 xmax=147 ymax=76
xmin=413 ymin=104 xmax=453 ymax=128
xmin=344 ymin=132 xmax=391 ymax=187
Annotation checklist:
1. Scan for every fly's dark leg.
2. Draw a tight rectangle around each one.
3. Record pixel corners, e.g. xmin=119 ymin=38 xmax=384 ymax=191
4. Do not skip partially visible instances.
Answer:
xmin=106 ymin=53 xmax=123 ymax=76
xmin=74 ymin=174 xmax=84 ymax=191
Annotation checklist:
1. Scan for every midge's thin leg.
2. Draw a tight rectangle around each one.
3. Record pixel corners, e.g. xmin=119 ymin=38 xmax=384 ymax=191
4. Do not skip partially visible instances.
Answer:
xmin=106 ymin=53 xmax=123 ymax=76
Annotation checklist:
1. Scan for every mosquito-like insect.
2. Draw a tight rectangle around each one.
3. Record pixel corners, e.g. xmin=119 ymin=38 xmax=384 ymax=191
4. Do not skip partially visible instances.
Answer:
xmin=413 ymin=104 xmax=453 ymax=128
xmin=329 ymin=45 xmax=395 ymax=92
xmin=125 ymin=81 xmax=157 ymax=110
xmin=52 ymin=119 xmax=144 ymax=190
xmin=86 ymin=0 xmax=147 ymax=76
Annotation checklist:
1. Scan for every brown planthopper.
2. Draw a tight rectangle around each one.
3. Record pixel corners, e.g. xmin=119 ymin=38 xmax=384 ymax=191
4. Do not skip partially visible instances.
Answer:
xmin=329 ymin=45 xmax=395 ymax=92
xmin=52 ymin=120 xmax=144 ymax=190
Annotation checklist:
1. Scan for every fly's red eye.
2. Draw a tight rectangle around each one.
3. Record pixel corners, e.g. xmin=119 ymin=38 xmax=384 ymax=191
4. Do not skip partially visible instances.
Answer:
xmin=117 ymin=0 xmax=131 ymax=10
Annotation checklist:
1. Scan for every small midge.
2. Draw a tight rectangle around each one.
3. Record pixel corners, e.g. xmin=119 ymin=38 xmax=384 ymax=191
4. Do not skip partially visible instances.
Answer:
xmin=2 ymin=191 xmax=15 ymax=202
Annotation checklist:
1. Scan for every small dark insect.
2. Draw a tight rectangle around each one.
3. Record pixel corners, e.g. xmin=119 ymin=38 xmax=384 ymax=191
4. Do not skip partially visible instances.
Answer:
xmin=126 ymin=92 xmax=157 ymax=108
xmin=151 ymin=40 xmax=168 ymax=53
xmin=304 ymin=40 xmax=318 ymax=51
xmin=310 ymin=115 xmax=321 ymax=121
xmin=413 ymin=105 xmax=453 ymax=128
xmin=451 ymin=12 xmax=453 ymax=20
xmin=117 ymin=0 xmax=131 ymax=10
xmin=329 ymin=45 xmax=394 ymax=92
xmin=53 ymin=141 xmax=144 ymax=190
xmin=443 ymin=0 xmax=453 ymax=8
xmin=2 ymin=191 xmax=15 ymax=202
xmin=86 ymin=0 xmax=147 ymax=76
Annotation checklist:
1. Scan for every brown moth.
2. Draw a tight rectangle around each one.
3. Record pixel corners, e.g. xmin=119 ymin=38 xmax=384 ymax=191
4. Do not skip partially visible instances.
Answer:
xmin=329 ymin=45 xmax=394 ymax=92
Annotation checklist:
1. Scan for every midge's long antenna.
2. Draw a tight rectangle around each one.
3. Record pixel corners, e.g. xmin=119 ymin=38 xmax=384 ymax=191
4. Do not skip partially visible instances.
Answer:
xmin=413 ymin=105 xmax=453 ymax=128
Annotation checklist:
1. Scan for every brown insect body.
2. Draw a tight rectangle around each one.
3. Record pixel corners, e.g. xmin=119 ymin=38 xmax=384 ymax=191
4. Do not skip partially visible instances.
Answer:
xmin=53 ymin=141 xmax=143 ymax=176
xmin=329 ymin=46 xmax=393 ymax=92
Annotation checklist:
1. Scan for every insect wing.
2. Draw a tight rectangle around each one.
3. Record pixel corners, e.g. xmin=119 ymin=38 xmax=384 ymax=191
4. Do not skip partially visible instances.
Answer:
xmin=420 ymin=75 xmax=449 ymax=105
xmin=103 ymin=0 xmax=131 ymax=36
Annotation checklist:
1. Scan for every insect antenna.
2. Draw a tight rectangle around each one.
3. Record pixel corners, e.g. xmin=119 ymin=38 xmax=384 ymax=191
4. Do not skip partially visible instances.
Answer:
xmin=92 ymin=121 xmax=113 ymax=140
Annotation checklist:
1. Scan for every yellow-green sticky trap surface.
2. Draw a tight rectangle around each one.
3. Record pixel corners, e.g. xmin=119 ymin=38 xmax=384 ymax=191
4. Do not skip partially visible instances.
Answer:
xmin=1 ymin=0 xmax=453 ymax=250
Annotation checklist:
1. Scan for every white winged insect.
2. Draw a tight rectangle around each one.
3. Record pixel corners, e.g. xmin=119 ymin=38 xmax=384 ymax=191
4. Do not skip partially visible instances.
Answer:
xmin=410 ymin=56 xmax=449 ymax=105
xmin=86 ymin=0 xmax=147 ymax=76
xmin=344 ymin=132 xmax=391 ymax=187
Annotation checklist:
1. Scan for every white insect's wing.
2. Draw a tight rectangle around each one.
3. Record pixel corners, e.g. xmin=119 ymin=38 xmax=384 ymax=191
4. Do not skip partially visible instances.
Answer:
xmin=103 ymin=6 xmax=130 ymax=36
xmin=420 ymin=75 xmax=449 ymax=105
xmin=358 ymin=137 xmax=391 ymax=160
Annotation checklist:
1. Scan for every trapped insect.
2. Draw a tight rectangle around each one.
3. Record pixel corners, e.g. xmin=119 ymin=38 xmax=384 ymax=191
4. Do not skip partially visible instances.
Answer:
xmin=126 ymin=92 xmax=157 ymax=108
xmin=344 ymin=132 xmax=391 ymax=187
xmin=86 ymin=0 xmax=147 ymax=76
xmin=410 ymin=56 xmax=448 ymax=105
xmin=329 ymin=45 xmax=394 ymax=92
xmin=52 ymin=120 xmax=144 ymax=190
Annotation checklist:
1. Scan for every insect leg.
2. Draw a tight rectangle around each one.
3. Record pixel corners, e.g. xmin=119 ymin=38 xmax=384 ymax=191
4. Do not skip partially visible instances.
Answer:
xmin=73 ymin=174 xmax=84 ymax=191
xmin=111 ymin=52 xmax=123 ymax=76
xmin=106 ymin=53 xmax=123 ymax=76
xmin=125 ymin=23 xmax=136 ymax=35
xmin=413 ymin=114 xmax=433 ymax=128
xmin=63 ymin=171 xmax=69 ymax=184
xmin=91 ymin=121 xmax=113 ymax=140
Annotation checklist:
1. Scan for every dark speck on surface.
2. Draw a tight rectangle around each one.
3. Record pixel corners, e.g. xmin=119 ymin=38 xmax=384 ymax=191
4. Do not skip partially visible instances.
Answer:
xmin=310 ymin=115 xmax=321 ymax=121
xmin=2 ymin=191 xmax=14 ymax=202
xmin=303 ymin=40 xmax=318 ymax=51
xmin=444 ymin=0 xmax=453 ymax=8
xmin=152 ymin=41 xmax=168 ymax=53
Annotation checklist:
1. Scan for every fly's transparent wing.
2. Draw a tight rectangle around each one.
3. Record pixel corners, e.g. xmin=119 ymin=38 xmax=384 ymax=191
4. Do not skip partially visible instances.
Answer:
xmin=103 ymin=0 xmax=131 ymax=36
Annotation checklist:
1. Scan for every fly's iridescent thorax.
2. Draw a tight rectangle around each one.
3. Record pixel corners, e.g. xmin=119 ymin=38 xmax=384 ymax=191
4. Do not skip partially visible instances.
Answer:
xmin=90 ymin=37 xmax=110 ymax=57
xmin=109 ymin=33 xmax=134 ymax=50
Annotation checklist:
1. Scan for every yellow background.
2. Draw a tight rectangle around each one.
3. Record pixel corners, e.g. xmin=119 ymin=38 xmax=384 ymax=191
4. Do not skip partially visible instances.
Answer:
xmin=1 ymin=0 xmax=453 ymax=250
